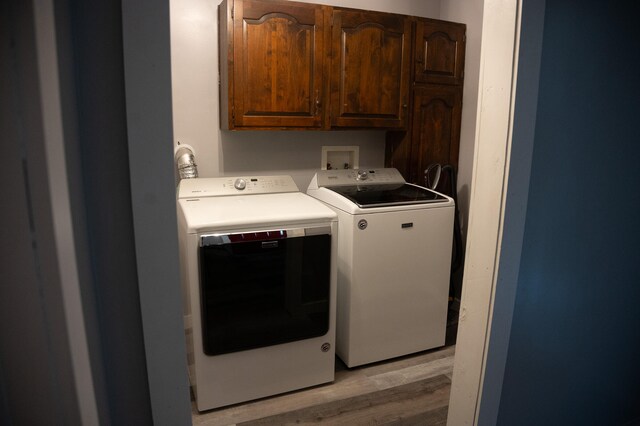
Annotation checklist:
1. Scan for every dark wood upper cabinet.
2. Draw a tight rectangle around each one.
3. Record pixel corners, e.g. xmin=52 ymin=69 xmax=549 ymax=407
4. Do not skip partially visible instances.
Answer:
xmin=407 ymin=85 xmax=462 ymax=184
xmin=329 ymin=9 xmax=411 ymax=129
xmin=414 ymin=19 xmax=466 ymax=86
xmin=219 ymin=0 xmax=464 ymax=138
xmin=219 ymin=0 xmax=330 ymax=129
xmin=386 ymin=18 xmax=465 ymax=185
xmin=385 ymin=84 xmax=462 ymax=184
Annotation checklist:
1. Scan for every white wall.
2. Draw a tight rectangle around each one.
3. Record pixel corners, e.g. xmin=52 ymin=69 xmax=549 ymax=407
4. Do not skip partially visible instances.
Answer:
xmin=439 ymin=0 xmax=483 ymax=239
xmin=170 ymin=0 xmax=440 ymax=190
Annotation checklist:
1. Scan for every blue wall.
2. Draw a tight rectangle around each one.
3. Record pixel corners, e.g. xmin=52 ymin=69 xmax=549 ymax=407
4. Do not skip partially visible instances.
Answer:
xmin=497 ymin=0 xmax=640 ymax=424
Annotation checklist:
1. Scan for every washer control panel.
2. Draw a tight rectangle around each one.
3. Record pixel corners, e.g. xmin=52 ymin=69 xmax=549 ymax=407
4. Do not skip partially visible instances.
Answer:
xmin=314 ymin=168 xmax=405 ymax=187
xmin=178 ymin=175 xmax=299 ymax=198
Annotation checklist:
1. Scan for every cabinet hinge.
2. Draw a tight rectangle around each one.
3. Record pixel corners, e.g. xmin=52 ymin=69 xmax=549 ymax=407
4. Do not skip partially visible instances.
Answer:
xmin=231 ymin=3 xmax=234 ymax=19
xmin=232 ymin=105 xmax=235 ymax=121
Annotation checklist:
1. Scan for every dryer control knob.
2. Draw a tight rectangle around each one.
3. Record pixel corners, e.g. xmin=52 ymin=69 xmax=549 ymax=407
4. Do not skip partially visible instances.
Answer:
xmin=356 ymin=170 xmax=369 ymax=181
xmin=234 ymin=178 xmax=247 ymax=190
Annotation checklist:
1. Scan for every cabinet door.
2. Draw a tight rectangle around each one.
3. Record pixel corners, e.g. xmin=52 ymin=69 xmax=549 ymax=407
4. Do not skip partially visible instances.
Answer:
xmin=414 ymin=19 xmax=465 ymax=86
xmin=224 ymin=0 xmax=329 ymax=129
xmin=408 ymin=85 xmax=462 ymax=185
xmin=330 ymin=9 xmax=411 ymax=129
xmin=385 ymin=130 xmax=412 ymax=180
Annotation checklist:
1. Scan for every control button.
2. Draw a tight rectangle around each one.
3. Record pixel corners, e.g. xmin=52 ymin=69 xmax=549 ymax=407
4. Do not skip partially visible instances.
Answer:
xmin=356 ymin=170 xmax=369 ymax=181
xmin=234 ymin=178 xmax=246 ymax=190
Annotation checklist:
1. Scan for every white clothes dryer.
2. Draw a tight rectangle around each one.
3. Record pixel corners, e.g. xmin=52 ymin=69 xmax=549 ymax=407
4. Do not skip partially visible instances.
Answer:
xmin=307 ymin=168 xmax=454 ymax=367
xmin=177 ymin=176 xmax=337 ymax=411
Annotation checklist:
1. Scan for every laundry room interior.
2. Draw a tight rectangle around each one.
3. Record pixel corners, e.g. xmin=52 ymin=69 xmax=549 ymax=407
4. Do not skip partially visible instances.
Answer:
xmin=171 ymin=0 xmax=478 ymax=235
xmin=171 ymin=0 xmax=483 ymax=422
xmin=8 ymin=0 xmax=640 ymax=424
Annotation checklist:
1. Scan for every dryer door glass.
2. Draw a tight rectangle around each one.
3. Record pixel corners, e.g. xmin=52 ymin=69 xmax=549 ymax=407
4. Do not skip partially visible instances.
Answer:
xmin=199 ymin=233 xmax=331 ymax=355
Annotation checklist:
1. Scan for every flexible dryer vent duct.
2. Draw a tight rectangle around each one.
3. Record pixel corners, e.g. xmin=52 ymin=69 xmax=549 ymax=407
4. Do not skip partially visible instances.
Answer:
xmin=175 ymin=144 xmax=198 ymax=179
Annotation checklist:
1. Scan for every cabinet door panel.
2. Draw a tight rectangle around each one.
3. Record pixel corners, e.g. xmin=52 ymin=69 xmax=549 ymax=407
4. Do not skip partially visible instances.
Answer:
xmin=415 ymin=19 xmax=465 ymax=86
xmin=330 ymin=10 xmax=410 ymax=128
xmin=230 ymin=0 xmax=328 ymax=128
xmin=385 ymin=130 xmax=412 ymax=180
xmin=409 ymin=85 xmax=462 ymax=184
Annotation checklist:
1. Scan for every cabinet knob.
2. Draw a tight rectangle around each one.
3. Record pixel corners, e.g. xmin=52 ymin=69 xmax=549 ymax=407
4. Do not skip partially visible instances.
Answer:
xmin=403 ymin=104 xmax=408 ymax=109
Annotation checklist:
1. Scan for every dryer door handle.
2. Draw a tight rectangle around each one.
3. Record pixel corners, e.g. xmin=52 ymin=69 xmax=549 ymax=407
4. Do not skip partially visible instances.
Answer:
xmin=200 ymin=225 xmax=332 ymax=246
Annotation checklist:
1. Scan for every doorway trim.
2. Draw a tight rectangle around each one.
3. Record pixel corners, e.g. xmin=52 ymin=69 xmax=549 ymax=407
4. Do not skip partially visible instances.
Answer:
xmin=447 ymin=0 xmax=545 ymax=424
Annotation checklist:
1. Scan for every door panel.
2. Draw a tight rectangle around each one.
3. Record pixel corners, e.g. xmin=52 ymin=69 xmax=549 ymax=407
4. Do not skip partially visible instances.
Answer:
xmin=409 ymin=85 xmax=462 ymax=184
xmin=415 ymin=19 xmax=466 ymax=86
xmin=345 ymin=208 xmax=452 ymax=365
xmin=231 ymin=0 xmax=329 ymax=128
xmin=330 ymin=9 xmax=411 ymax=128
xmin=199 ymin=234 xmax=331 ymax=355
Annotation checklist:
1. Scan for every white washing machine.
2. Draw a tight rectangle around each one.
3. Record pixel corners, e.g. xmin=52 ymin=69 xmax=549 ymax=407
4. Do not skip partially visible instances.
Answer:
xmin=307 ymin=168 xmax=454 ymax=367
xmin=176 ymin=175 xmax=338 ymax=411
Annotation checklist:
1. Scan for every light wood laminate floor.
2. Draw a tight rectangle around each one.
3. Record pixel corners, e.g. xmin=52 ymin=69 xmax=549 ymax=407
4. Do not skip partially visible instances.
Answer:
xmin=192 ymin=345 xmax=455 ymax=426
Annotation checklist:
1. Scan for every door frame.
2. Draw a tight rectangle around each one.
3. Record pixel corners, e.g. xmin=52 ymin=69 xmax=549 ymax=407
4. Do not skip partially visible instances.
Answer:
xmin=447 ymin=0 xmax=545 ymax=424
xmin=120 ymin=0 xmax=543 ymax=424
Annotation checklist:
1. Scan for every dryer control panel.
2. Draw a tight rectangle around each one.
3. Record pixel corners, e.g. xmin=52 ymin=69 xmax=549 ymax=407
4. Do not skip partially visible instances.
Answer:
xmin=178 ymin=175 xmax=299 ymax=198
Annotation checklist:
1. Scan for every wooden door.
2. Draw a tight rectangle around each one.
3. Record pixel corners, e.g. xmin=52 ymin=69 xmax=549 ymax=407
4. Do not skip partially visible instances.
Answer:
xmin=408 ymin=85 xmax=462 ymax=185
xmin=330 ymin=9 xmax=411 ymax=129
xmin=414 ymin=19 xmax=465 ymax=86
xmin=223 ymin=0 xmax=330 ymax=129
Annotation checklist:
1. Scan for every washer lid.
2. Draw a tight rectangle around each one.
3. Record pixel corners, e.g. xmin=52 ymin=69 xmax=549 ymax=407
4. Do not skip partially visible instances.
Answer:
xmin=325 ymin=183 xmax=448 ymax=208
